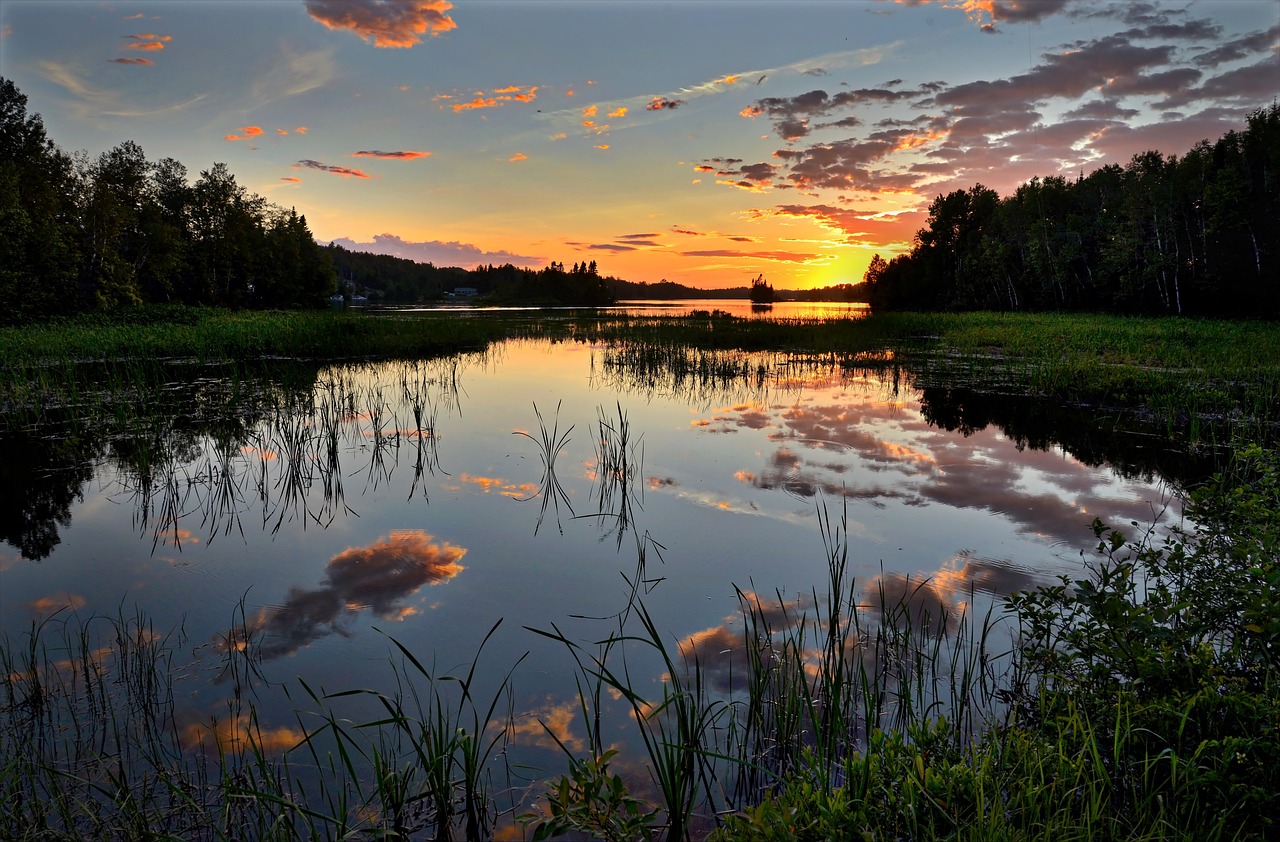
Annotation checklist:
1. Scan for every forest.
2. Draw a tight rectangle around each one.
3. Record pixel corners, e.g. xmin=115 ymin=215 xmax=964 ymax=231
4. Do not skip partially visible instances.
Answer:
xmin=0 ymin=79 xmax=337 ymax=324
xmin=863 ymin=104 xmax=1280 ymax=318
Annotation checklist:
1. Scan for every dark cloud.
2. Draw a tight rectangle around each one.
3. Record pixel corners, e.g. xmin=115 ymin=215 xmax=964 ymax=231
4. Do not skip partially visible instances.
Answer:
xmin=618 ymin=232 xmax=662 ymax=240
xmin=329 ymin=233 xmax=542 ymax=269
xmin=1160 ymin=58 xmax=1280 ymax=110
xmin=245 ymin=531 xmax=465 ymax=661
xmin=645 ymin=96 xmax=684 ymax=111
xmin=351 ymin=149 xmax=431 ymax=159
xmin=295 ymin=159 xmax=371 ymax=178
xmin=305 ymin=0 xmax=456 ymax=48
xmin=587 ymin=243 xmax=637 ymax=252
xmin=109 ymin=57 xmax=154 ymax=65
xmin=1194 ymin=25 xmax=1280 ymax=68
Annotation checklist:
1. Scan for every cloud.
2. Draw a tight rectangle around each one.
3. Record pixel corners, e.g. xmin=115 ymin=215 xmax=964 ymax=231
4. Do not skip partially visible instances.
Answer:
xmin=351 ymin=149 xmax=431 ymax=159
xmin=241 ymin=530 xmax=465 ymax=661
xmin=295 ymin=159 xmax=371 ymax=178
xmin=40 ymin=60 xmax=208 ymax=119
xmin=1193 ymin=24 xmax=1280 ymax=68
xmin=882 ymin=0 xmax=1070 ymax=29
xmin=123 ymin=33 xmax=171 ymax=51
xmin=305 ymin=0 xmax=457 ymax=47
xmin=608 ymin=106 xmax=628 ymax=118
xmin=509 ymin=152 xmax=528 ymax=162
xmin=328 ymin=233 xmax=542 ymax=270
xmin=645 ymin=96 xmax=684 ymax=111
xmin=27 ymin=593 xmax=87 ymax=615
xmin=109 ymin=57 xmax=154 ymax=66
xmin=280 ymin=176 xmax=301 ymax=183
xmin=449 ymin=84 xmax=539 ymax=112
xmin=681 ymin=249 xmax=822 ymax=263
xmin=249 ymin=48 xmax=336 ymax=107
xmin=225 ymin=126 xmax=264 ymax=141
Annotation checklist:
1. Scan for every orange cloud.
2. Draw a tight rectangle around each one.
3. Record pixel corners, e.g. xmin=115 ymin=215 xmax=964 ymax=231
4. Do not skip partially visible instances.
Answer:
xmin=607 ymin=106 xmax=628 ymax=118
xmin=509 ymin=152 xmax=528 ymax=162
xmin=646 ymin=96 xmax=683 ymax=111
xmin=352 ymin=149 xmax=432 ymax=159
xmin=280 ymin=176 xmax=301 ymax=183
xmin=109 ymin=57 xmax=154 ymax=65
xmin=583 ymin=104 xmax=598 ymax=118
xmin=225 ymin=126 xmax=264 ymax=141
xmin=277 ymin=128 xmax=289 ymax=135
xmin=449 ymin=85 xmax=538 ymax=112
xmin=739 ymin=104 xmax=764 ymax=118
xmin=123 ymin=33 xmax=170 ymax=51
xmin=595 ymin=144 xmax=610 ymax=150
xmin=305 ymin=0 xmax=457 ymax=48
xmin=721 ymin=75 xmax=739 ymax=85
xmin=295 ymin=126 xmax=308 ymax=134
xmin=295 ymin=159 xmax=371 ymax=178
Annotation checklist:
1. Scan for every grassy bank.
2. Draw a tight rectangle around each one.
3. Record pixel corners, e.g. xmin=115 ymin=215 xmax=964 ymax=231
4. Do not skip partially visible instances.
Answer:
xmin=3 ymin=309 xmax=1277 ymax=434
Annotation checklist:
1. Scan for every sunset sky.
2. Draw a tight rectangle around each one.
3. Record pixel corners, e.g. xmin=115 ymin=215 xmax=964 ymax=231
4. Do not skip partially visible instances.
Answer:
xmin=2 ymin=1 xmax=1276 ymax=289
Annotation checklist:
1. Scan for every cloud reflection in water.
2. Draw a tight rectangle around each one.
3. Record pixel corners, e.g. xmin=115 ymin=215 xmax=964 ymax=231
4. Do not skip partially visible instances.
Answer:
xmin=249 ymin=530 xmax=465 ymax=660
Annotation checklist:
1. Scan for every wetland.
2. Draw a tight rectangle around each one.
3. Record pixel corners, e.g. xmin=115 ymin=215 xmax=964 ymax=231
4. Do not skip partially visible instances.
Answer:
xmin=2 ymin=306 xmax=1277 ymax=839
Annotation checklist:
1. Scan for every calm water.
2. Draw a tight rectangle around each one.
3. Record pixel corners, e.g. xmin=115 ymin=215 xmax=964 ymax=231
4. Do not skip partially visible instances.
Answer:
xmin=1 ymin=334 xmax=1188 ymax=809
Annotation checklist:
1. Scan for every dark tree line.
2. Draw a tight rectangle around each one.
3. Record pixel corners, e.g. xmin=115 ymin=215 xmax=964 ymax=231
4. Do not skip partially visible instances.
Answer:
xmin=0 ymin=78 xmax=335 ymax=324
xmin=327 ymin=246 xmax=617 ymax=306
xmin=863 ymin=105 xmax=1280 ymax=318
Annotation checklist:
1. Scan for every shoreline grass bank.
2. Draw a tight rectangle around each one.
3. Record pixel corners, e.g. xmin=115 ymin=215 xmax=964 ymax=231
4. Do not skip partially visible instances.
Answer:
xmin=3 ymin=307 xmax=1275 ymax=444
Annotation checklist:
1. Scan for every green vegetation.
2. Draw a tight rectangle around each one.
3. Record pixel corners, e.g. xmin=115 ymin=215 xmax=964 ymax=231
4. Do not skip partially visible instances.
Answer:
xmin=3 ymin=309 xmax=1276 ymax=447
xmin=863 ymin=104 xmax=1280 ymax=318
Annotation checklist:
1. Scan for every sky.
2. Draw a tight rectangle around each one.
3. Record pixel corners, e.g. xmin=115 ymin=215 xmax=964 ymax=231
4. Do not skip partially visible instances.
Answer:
xmin=1 ymin=1 xmax=1276 ymax=290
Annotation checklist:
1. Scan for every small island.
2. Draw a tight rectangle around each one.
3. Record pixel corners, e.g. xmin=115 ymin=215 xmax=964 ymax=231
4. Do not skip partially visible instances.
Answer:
xmin=748 ymin=273 xmax=775 ymax=305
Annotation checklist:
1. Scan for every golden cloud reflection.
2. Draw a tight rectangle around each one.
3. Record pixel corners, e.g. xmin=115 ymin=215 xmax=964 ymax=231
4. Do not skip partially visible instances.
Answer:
xmin=458 ymin=473 xmax=537 ymax=498
xmin=245 ymin=530 xmax=465 ymax=660
xmin=27 ymin=592 xmax=87 ymax=615
xmin=510 ymin=696 xmax=588 ymax=753
xmin=181 ymin=713 xmax=304 ymax=756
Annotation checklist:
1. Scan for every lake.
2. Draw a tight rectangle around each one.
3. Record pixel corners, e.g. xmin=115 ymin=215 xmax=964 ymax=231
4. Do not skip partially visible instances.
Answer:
xmin=0 ymin=322 xmax=1197 ymax=829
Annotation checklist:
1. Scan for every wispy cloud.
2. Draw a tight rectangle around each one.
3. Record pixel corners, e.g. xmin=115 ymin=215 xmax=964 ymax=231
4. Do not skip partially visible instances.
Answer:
xmin=305 ymin=0 xmax=456 ymax=47
xmin=109 ymin=57 xmax=154 ymax=66
xmin=39 ymin=60 xmax=208 ymax=119
xmin=280 ymin=176 xmax=301 ymax=183
xmin=352 ymin=149 xmax=431 ymax=159
xmin=509 ymin=152 xmax=528 ymax=162
xmin=248 ymin=48 xmax=336 ymax=108
xmin=681 ymin=249 xmax=823 ymax=263
xmin=329 ymin=233 xmax=542 ymax=270
xmin=295 ymin=159 xmax=371 ymax=178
